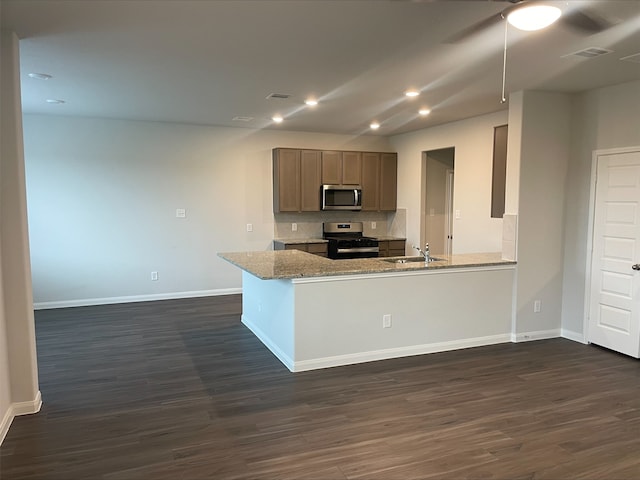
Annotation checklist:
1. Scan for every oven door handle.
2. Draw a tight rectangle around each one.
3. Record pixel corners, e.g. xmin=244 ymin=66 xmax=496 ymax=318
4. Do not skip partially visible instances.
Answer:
xmin=337 ymin=247 xmax=379 ymax=254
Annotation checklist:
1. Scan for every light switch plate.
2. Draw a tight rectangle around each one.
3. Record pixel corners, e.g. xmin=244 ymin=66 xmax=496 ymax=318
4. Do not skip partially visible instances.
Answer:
xmin=176 ymin=208 xmax=186 ymax=218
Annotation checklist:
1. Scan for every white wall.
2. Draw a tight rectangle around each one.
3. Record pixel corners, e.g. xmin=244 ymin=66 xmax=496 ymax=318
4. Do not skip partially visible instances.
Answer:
xmin=389 ymin=110 xmax=508 ymax=254
xmin=0 ymin=30 xmax=41 ymax=445
xmin=507 ymin=91 xmax=571 ymax=338
xmin=561 ymin=80 xmax=640 ymax=339
xmin=23 ymin=115 xmax=391 ymax=306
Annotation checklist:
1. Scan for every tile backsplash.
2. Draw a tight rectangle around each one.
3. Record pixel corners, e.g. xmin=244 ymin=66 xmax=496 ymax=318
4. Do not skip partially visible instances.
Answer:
xmin=502 ymin=213 xmax=518 ymax=261
xmin=274 ymin=209 xmax=407 ymax=240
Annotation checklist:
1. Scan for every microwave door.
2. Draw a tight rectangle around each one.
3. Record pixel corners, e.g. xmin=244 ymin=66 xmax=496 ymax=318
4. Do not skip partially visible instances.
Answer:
xmin=322 ymin=185 xmax=362 ymax=211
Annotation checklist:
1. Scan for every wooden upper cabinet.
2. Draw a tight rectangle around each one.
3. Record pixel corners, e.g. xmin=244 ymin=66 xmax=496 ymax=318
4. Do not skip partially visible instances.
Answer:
xmin=380 ymin=153 xmax=398 ymax=211
xmin=342 ymin=151 xmax=362 ymax=185
xmin=361 ymin=152 xmax=380 ymax=211
xmin=273 ymin=148 xmax=321 ymax=213
xmin=361 ymin=152 xmax=397 ymax=211
xmin=300 ymin=150 xmax=321 ymax=211
xmin=321 ymin=151 xmax=342 ymax=184
xmin=274 ymin=148 xmax=395 ymax=213
xmin=273 ymin=148 xmax=301 ymax=212
xmin=322 ymin=150 xmax=362 ymax=185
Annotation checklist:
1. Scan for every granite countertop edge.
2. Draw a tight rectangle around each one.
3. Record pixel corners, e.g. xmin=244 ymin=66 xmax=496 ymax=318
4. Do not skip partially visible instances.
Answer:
xmin=273 ymin=238 xmax=327 ymax=244
xmin=219 ymin=250 xmax=516 ymax=281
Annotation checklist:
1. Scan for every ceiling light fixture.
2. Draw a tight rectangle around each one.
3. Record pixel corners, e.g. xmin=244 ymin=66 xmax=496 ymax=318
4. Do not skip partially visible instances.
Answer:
xmin=28 ymin=72 xmax=52 ymax=80
xmin=419 ymin=109 xmax=431 ymax=116
xmin=46 ymin=99 xmax=65 ymax=104
xmin=405 ymin=90 xmax=420 ymax=97
xmin=304 ymin=99 xmax=318 ymax=106
xmin=272 ymin=115 xmax=284 ymax=123
xmin=370 ymin=122 xmax=380 ymax=130
xmin=507 ymin=5 xmax=561 ymax=31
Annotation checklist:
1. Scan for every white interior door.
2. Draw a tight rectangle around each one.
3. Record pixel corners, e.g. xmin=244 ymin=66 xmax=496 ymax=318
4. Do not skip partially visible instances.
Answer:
xmin=589 ymin=150 xmax=640 ymax=358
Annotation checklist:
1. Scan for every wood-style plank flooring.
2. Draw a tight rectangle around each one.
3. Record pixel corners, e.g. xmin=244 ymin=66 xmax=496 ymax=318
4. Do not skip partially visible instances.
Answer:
xmin=1 ymin=295 xmax=640 ymax=479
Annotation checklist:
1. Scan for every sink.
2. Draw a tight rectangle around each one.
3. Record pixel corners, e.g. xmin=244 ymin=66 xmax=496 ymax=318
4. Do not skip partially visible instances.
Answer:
xmin=383 ymin=256 xmax=443 ymax=264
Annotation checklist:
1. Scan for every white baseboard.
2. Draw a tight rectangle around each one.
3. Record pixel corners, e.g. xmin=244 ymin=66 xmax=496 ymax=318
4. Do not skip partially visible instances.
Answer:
xmin=292 ymin=334 xmax=512 ymax=372
xmin=33 ymin=288 xmax=242 ymax=310
xmin=0 ymin=404 xmax=13 ymax=446
xmin=561 ymin=328 xmax=587 ymax=344
xmin=241 ymin=315 xmax=295 ymax=371
xmin=511 ymin=329 xmax=561 ymax=343
xmin=241 ymin=316 xmax=512 ymax=373
xmin=0 ymin=391 xmax=42 ymax=446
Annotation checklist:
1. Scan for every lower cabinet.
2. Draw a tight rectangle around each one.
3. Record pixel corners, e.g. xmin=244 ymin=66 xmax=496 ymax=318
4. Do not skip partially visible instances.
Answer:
xmin=377 ymin=240 xmax=406 ymax=257
xmin=273 ymin=241 xmax=328 ymax=258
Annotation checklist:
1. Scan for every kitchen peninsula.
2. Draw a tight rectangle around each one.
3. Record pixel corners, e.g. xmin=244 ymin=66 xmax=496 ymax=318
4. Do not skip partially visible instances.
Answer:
xmin=219 ymin=250 xmax=516 ymax=372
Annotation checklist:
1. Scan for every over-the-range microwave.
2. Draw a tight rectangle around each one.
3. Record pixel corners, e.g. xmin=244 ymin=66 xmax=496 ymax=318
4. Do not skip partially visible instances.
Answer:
xmin=321 ymin=184 xmax=362 ymax=211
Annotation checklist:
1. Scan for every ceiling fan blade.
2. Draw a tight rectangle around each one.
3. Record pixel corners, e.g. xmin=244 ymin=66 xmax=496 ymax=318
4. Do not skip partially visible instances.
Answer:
xmin=561 ymin=7 xmax=612 ymax=34
xmin=444 ymin=11 xmax=504 ymax=43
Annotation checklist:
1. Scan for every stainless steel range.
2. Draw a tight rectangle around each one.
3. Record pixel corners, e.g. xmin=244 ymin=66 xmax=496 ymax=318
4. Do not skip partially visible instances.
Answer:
xmin=323 ymin=222 xmax=379 ymax=259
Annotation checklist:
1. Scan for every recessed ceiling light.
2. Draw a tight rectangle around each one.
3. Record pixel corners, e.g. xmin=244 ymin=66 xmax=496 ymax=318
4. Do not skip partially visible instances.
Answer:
xmin=370 ymin=122 xmax=380 ymax=130
xmin=28 ymin=72 xmax=52 ymax=80
xmin=272 ymin=115 xmax=284 ymax=123
xmin=405 ymin=90 xmax=420 ymax=97
xmin=305 ymin=99 xmax=318 ymax=106
xmin=419 ymin=109 xmax=431 ymax=116
xmin=507 ymin=5 xmax=561 ymax=31
xmin=46 ymin=99 xmax=65 ymax=104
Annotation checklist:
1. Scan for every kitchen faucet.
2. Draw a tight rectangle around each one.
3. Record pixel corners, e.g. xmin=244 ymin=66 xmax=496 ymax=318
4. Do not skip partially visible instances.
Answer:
xmin=412 ymin=243 xmax=430 ymax=262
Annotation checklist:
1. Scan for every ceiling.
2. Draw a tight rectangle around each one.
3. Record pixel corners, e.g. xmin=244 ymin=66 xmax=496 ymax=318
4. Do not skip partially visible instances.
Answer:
xmin=2 ymin=0 xmax=639 ymax=136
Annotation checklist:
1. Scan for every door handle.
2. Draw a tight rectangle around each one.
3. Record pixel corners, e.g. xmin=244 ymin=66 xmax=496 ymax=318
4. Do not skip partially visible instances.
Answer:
xmin=633 ymin=264 xmax=640 ymax=271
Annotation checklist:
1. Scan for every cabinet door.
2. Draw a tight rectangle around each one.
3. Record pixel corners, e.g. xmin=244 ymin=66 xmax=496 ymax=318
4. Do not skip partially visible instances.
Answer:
xmin=388 ymin=240 xmax=406 ymax=257
xmin=300 ymin=150 xmax=321 ymax=211
xmin=284 ymin=244 xmax=308 ymax=252
xmin=377 ymin=240 xmax=389 ymax=257
xmin=342 ymin=151 xmax=362 ymax=185
xmin=273 ymin=149 xmax=301 ymax=212
xmin=361 ymin=152 xmax=380 ymax=211
xmin=380 ymin=153 xmax=398 ymax=211
xmin=321 ymin=151 xmax=343 ymax=184
xmin=307 ymin=242 xmax=328 ymax=257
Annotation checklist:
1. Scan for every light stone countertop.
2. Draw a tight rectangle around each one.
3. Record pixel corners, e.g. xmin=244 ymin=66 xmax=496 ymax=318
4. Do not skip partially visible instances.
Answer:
xmin=218 ymin=250 xmax=515 ymax=280
xmin=273 ymin=238 xmax=327 ymax=244
xmin=373 ymin=236 xmax=406 ymax=241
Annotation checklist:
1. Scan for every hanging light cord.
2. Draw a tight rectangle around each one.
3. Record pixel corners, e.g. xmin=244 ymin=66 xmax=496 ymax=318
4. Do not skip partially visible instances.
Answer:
xmin=501 ymin=15 xmax=508 ymax=104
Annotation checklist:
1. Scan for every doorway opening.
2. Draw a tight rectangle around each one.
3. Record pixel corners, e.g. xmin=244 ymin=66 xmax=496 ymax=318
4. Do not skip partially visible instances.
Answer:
xmin=421 ymin=147 xmax=455 ymax=255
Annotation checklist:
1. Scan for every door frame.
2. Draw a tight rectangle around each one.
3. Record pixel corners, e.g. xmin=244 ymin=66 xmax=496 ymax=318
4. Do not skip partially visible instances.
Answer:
xmin=444 ymin=169 xmax=454 ymax=255
xmin=584 ymin=146 xmax=640 ymax=344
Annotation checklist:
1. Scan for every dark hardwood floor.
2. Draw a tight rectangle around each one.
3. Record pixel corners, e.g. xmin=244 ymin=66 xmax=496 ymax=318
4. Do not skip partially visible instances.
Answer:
xmin=1 ymin=295 xmax=639 ymax=479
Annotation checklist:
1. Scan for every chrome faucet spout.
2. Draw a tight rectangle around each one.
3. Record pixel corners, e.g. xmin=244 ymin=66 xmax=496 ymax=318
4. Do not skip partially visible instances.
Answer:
xmin=412 ymin=243 xmax=430 ymax=262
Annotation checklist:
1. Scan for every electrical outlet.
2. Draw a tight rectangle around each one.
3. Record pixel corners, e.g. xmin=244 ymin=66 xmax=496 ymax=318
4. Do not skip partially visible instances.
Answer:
xmin=371 ymin=221 xmax=377 ymax=230
xmin=176 ymin=208 xmax=186 ymax=218
xmin=534 ymin=300 xmax=541 ymax=313
xmin=292 ymin=223 xmax=297 ymax=232
xmin=383 ymin=314 xmax=392 ymax=328
xmin=246 ymin=223 xmax=253 ymax=232
xmin=151 ymin=271 xmax=158 ymax=281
